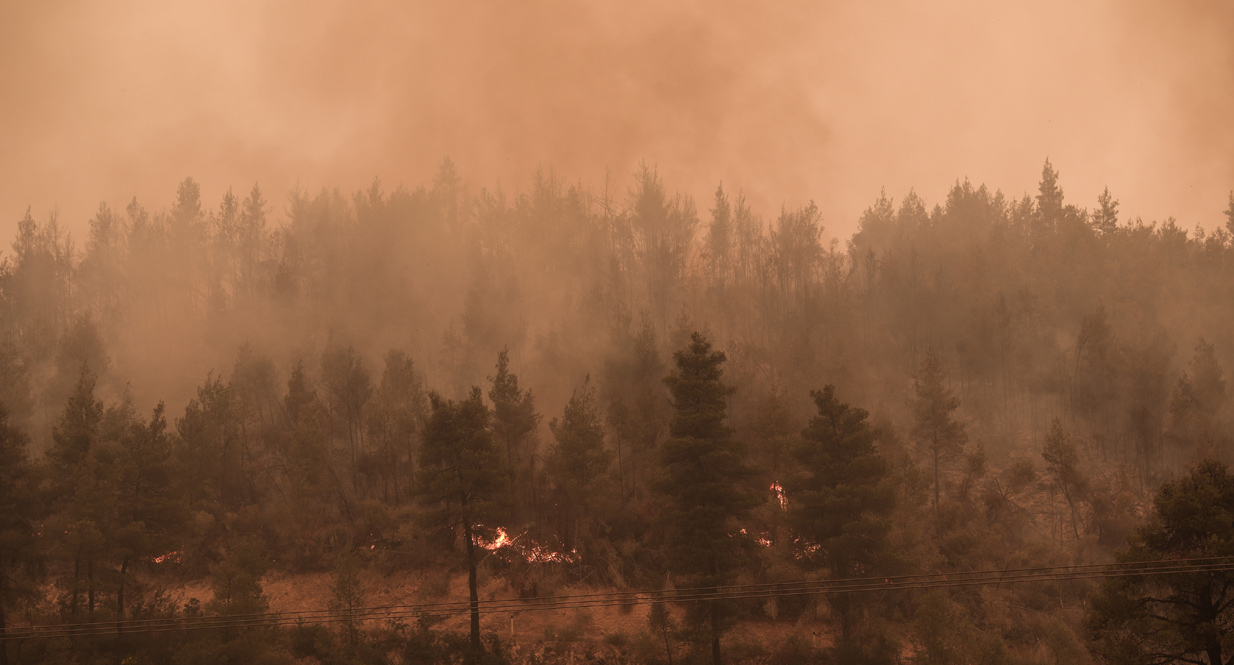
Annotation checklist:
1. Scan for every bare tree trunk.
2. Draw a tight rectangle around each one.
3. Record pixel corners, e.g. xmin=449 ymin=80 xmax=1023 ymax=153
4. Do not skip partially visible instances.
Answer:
xmin=70 ymin=551 xmax=81 ymax=618
xmin=463 ymin=520 xmax=482 ymax=656
xmin=87 ymin=558 xmax=95 ymax=619
xmin=117 ymin=555 xmax=130 ymax=632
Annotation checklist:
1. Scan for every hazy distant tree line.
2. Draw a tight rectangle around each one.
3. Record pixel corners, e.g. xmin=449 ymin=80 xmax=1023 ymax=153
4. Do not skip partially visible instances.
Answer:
xmin=2 ymin=161 xmax=1234 ymax=663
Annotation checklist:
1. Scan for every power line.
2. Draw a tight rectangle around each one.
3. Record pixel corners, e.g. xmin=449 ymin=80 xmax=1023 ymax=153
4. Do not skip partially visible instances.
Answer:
xmin=8 ymin=557 xmax=1234 ymax=640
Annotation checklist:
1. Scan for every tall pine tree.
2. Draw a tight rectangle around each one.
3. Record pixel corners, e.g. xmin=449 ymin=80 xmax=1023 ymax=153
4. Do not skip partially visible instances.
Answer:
xmin=489 ymin=349 xmax=541 ymax=524
xmin=656 ymin=333 xmax=761 ymax=665
xmin=416 ymin=387 xmax=510 ymax=657
xmin=546 ymin=376 xmax=612 ymax=551
xmin=786 ymin=385 xmax=894 ymax=645
xmin=0 ymin=404 xmax=39 ymax=665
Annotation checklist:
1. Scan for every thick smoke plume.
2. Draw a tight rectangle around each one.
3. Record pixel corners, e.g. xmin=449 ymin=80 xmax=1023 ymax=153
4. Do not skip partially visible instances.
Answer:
xmin=2 ymin=0 xmax=1231 ymax=239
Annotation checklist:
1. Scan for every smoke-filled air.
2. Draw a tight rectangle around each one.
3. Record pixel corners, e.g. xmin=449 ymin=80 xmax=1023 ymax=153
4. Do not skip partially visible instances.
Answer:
xmin=2 ymin=1 xmax=1234 ymax=664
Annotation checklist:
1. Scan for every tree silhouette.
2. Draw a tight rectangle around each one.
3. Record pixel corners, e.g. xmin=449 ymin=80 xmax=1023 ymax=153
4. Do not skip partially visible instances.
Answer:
xmin=0 ymin=404 xmax=39 ymax=665
xmin=1088 ymin=459 xmax=1234 ymax=664
xmin=416 ymin=388 xmax=510 ymax=657
xmin=656 ymin=332 xmax=761 ymax=665
xmin=911 ymin=348 xmax=966 ymax=519
xmin=546 ymin=376 xmax=611 ymax=550
xmin=786 ymin=385 xmax=894 ymax=645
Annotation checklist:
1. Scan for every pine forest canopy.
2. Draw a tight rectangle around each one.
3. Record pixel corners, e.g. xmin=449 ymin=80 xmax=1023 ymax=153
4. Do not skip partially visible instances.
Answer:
xmin=2 ymin=161 xmax=1232 ymax=466
xmin=2 ymin=159 xmax=1234 ymax=663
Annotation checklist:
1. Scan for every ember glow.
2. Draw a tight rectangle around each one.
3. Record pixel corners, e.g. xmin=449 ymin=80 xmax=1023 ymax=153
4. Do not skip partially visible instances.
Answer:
xmin=476 ymin=527 xmax=512 ymax=551
xmin=523 ymin=544 xmax=578 ymax=564
xmin=151 ymin=551 xmax=182 ymax=564
xmin=476 ymin=527 xmax=578 ymax=563
xmin=770 ymin=482 xmax=787 ymax=511
xmin=792 ymin=539 xmax=822 ymax=561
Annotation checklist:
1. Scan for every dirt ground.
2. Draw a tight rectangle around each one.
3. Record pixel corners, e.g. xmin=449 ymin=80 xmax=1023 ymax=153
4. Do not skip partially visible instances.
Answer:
xmin=164 ymin=567 xmax=834 ymax=662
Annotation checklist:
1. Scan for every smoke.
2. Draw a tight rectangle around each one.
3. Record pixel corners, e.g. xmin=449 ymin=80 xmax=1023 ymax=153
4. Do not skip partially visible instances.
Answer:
xmin=1 ymin=0 xmax=1231 ymax=241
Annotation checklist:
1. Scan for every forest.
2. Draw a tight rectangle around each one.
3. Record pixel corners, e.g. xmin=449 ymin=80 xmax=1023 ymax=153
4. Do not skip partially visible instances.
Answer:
xmin=3 ymin=159 xmax=1234 ymax=664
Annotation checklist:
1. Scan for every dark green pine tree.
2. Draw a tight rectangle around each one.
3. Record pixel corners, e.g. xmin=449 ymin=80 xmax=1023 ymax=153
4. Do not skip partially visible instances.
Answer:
xmin=656 ymin=332 xmax=761 ymax=665
xmin=111 ymin=400 xmax=184 ymax=622
xmin=785 ymin=385 xmax=894 ymax=645
xmin=176 ymin=373 xmax=243 ymax=510
xmin=546 ymin=376 xmax=612 ymax=550
xmin=0 ymin=404 xmax=40 ymax=665
xmin=1087 ymin=459 xmax=1234 ymax=665
xmin=416 ymin=387 xmax=510 ymax=658
xmin=489 ymin=349 xmax=541 ymax=522
xmin=45 ymin=364 xmax=108 ymax=620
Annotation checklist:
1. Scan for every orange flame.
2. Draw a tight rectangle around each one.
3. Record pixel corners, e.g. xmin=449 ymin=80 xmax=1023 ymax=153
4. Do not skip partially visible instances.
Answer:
xmin=476 ymin=526 xmax=512 ymax=551
xmin=770 ymin=482 xmax=787 ymax=511
xmin=152 ymin=550 xmax=182 ymax=564
xmin=476 ymin=526 xmax=579 ymax=563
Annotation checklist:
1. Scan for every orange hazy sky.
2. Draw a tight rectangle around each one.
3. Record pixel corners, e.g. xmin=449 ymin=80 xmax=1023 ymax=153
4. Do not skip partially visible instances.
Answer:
xmin=1 ymin=0 xmax=1231 ymax=242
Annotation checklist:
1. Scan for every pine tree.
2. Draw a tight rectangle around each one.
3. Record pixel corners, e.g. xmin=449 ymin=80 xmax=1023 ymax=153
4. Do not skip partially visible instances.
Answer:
xmin=366 ymin=350 xmax=427 ymax=503
xmin=1088 ymin=459 xmax=1234 ymax=664
xmin=284 ymin=360 xmax=316 ymax=426
xmin=1167 ymin=338 xmax=1227 ymax=468
xmin=603 ymin=318 xmax=668 ymax=502
xmin=416 ymin=387 xmax=510 ymax=657
xmin=1036 ymin=158 xmax=1065 ymax=227
xmin=546 ymin=376 xmax=612 ymax=550
xmin=329 ymin=555 xmax=365 ymax=647
xmin=321 ymin=341 xmax=373 ymax=493
xmin=750 ymin=385 xmax=795 ymax=478
xmin=1224 ymin=191 xmax=1234 ymax=236
xmin=1188 ymin=338 xmax=1226 ymax=420
xmin=111 ymin=400 xmax=183 ymax=622
xmin=705 ymin=183 xmax=733 ymax=287
xmin=1093 ymin=187 xmax=1119 ymax=235
xmin=786 ymin=385 xmax=894 ymax=643
xmin=177 ymin=373 xmax=243 ymax=509
xmin=237 ymin=183 xmax=267 ymax=296
xmin=207 ymin=537 xmax=270 ymax=618
xmin=0 ymin=404 xmax=39 ymax=665
xmin=489 ymin=348 xmax=541 ymax=523
xmin=45 ymin=364 xmax=107 ymax=619
xmin=656 ymin=332 xmax=761 ymax=665
xmin=911 ymin=348 xmax=967 ymax=519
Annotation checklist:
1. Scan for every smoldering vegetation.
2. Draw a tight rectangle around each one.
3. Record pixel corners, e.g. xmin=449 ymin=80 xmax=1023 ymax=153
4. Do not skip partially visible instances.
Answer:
xmin=2 ymin=160 xmax=1234 ymax=664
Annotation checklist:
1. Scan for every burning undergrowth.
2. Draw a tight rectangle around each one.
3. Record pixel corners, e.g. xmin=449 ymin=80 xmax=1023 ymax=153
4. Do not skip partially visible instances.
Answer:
xmin=476 ymin=526 xmax=579 ymax=565
xmin=476 ymin=526 xmax=584 ymax=599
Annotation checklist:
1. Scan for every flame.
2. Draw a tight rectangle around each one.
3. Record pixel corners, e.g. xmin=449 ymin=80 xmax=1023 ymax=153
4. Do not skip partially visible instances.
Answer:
xmin=152 ymin=550 xmax=182 ymax=564
xmin=476 ymin=526 xmax=512 ymax=551
xmin=475 ymin=526 xmax=579 ymax=563
xmin=791 ymin=538 xmax=822 ymax=560
xmin=770 ymin=482 xmax=787 ymax=511
xmin=524 ymin=545 xmax=579 ymax=563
